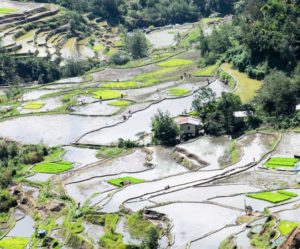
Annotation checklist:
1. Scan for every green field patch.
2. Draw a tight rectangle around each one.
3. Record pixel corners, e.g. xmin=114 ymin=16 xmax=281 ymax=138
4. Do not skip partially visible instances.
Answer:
xmin=97 ymin=147 xmax=126 ymax=158
xmin=0 ymin=8 xmax=18 ymax=14
xmin=101 ymin=81 xmax=138 ymax=89
xmin=108 ymin=100 xmax=133 ymax=106
xmin=91 ymin=89 xmax=123 ymax=99
xmin=93 ymin=44 xmax=105 ymax=51
xmin=127 ymin=212 xmax=158 ymax=239
xmin=158 ymin=59 xmax=193 ymax=67
xmin=193 ymin=64 xmax=218 ymax=76
xmin=221 ymin=63 xmax=261 ymax=103
xmin=23 ymin=102 xmax=45 ymax=110
xmin=168 ymin=88 xmax=191 ymax=97
xmin=247 ymin=190 xmax=297 ymax=203
xmin=108 ymin=176 xmax=145 ymax=187
xmin=32 ymin=161 xmax=73 ymax=174
xmin=278 ymin=220 xmax=300 ymax=236
xmin=265 ymin=157 xmax=299 ymax=169
xmin=201 ymin=17 xmax=221 ymax=24
xmin=0 ymin=237 xmax=28 ymax=249
xmin=134 ymin=67 xmax=178 ymax=87
xmin=277 ymin=190 xmax=298 ymax=197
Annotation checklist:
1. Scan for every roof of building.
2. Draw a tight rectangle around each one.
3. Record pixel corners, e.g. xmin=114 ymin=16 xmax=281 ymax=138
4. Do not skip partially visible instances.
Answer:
xmin=296 ymin=104 xmax=300 ymax=111
xmin=233 ymin=111 xmax=250 ymax=118
xmin=177 ymin=117 xmax=201 ymax=126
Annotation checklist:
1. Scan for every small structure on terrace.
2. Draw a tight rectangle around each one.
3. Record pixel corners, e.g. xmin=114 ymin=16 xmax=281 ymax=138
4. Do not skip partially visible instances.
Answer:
xmin=176 ymin=116 xmax=202 ymax=140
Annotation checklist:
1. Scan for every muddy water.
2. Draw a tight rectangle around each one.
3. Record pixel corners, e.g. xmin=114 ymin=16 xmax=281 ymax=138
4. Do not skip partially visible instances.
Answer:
xmin=190 ymin=224 xmax=245 ymax=249
xmin=79 ymin=93 xmax=197 ymax=145
xmin=22 ymin=89 xmax=60 ymax=101
xmin=7 ymin=213 xmax=35 ymax=238
xmin=208 ymin=79 xmax=230 ymax=97
xmin=56 ymin=76 xmax=84 ymax=84
xmin=98 ymin=132 xmax=273 ymax=211
xmin=0 ymin=114 xmax=121 ymax=145
xmin=178 ymin=136 xmax=231 ymax=169
xmin=92 ymin=64 xmax=157 ymax=82
xmin=148 ymin=185 xmax=260 ymax=206
xmin=74 ymin=102 xmax=119 ymax=116
xmin=116 ymin=216 xmax=142 ymax=245
xmin=63 ymin=146 xmax=99 ymax=167
xmin=66 ymin=178 xmax=116 ymax=204
xmin=82 ymin=221 xmax=105 ymax=244
xmin=235 ymin=229 xmax=252 ymax=249
xmin=152 ymin=203 xmax=241 ymax=248
xmin=19 ymin=97 xmax=62 ymax=114
xmin=210 ymin=194 xmax=272 ymax=212
xmin=27 ymin=173 xmax=53 ymax=182
xmin=272 ymin=132 xmax=300 ymax=156
xmin=276 ymin=207 xmax=300 ymax=222
xmin=146 ymin=23 xmax=194 ymax=48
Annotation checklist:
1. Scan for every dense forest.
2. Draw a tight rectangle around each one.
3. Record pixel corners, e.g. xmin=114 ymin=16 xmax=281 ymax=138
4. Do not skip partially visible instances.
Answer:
xmin=25 ymin=0 xmax=237 ymax=28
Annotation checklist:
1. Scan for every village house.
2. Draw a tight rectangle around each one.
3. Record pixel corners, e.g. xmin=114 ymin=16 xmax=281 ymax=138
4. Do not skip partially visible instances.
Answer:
xmin=176 ymin=116 xmax=202 ymax=140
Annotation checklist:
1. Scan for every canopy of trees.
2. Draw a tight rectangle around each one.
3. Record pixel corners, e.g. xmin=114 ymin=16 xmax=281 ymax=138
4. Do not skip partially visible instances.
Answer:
xmin=200 ymin=0 xmax=300 ymax=78
xmin=31 ymin=0 xmax=238 ymax=28
xmin=151 ymin=110 xmax=179 ymax=145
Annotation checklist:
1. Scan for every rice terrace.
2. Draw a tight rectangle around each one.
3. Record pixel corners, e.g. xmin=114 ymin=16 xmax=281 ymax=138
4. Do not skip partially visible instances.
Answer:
xmin=0 ymin=0 xmax=299 ymax=249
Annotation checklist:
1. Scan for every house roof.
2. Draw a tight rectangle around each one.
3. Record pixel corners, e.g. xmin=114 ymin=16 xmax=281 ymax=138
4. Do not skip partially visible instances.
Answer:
xmin=296 ymin=104 xmax=300 ymax=111
xmin=177 ymin=117 xmax=201 ymax=126
xmin=233 ymin=111 xmax=249 ymax=118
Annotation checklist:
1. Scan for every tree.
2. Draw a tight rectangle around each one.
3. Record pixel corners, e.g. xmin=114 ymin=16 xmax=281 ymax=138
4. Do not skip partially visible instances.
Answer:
xmin=125 ymin=30 xmax=149 ymax=59
xmin=151 ymin=110 xmax=179 ymax=146
xmin=255 ymin=71 xmax=297 ymax=117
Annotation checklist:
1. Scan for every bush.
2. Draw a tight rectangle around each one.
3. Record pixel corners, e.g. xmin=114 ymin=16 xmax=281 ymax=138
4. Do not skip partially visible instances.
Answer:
xmin=151 ymin=110 xmax=179 ymax=146
xmin=109 ymin=51 xmax=130 ymax=65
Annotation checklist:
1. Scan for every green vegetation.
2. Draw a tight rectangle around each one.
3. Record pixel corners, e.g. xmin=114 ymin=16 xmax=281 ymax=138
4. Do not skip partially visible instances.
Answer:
xmin=247 ymin=190 xmax=297 ymax=204
xmin=108 ymin=176 xmax=145 ymax=187
xmin=99 ymin=214 xmax=125 ymax=249
xmin=101 ymin=81 xmax=138 ymax=89
xmin=91 ymin=89 xmax=123 ymax=99
xmin=0 ymin=8 xmax=18 ymax=14
xmin=125 ymin=30 xmax=149 ymax=59
xmin=32 ymin=161 xmax=73 ymax=174
xmin=277 ymin=190 xmax=298 ymax=197
xmin=218 ymin=68 xmax=236 ymax=90
xmin=221 ymin=64 xmax=261 ymax=103
xmin=159 ymin=59 xmax=193 ymax=67
xmin=278 ymin=220 xmax=300 ymax=236
xmin=93 ymin=44 xmax=104 ymax=51
xmin=249 ymin=216 xmax=278 ymax=248
xmin=0 ymin=237 xmax=28 ymax=249
xmin=96 ymin=147 xmax=126 ymax=159
xmin=168 ymin=88 xmax=191 ymax=97
xmin=193 ymin=64 xmax=218 ymax=76
xmin=201 ymin=17 xmax=221 ymax=24
xmin=219 ymin=235 xmax=235 ymax=249
xmin=108 ymin=100 xmax=133 ymax=106
xmin=133 ymin=67 xmax=178 ymax=87
xmin=23 ymin=102 xmax=45 ymax=110
xmin=192 ymin=88 xmax=247 ymax=135
xmin=229 ymin=140 xmax=239 ymax=164
xmin=127 ymin=212 xmax=158 ymax=239
xmin=152 ymin=110 xmax=179 ymax=145
xmin=265 ymin=157 xmax=299 ymax=169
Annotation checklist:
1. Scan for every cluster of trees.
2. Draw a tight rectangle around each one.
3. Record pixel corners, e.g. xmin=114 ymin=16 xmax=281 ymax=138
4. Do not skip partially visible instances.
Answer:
xmin=192 ymin=89 xmax=258 ymax=135
xmin=151 ymin=110 xmax=179 ymax=146
xmin=31 ymin=0 xmax=238 ymax=28
xmin=0 ymin=53 xmax=98 ymax=86
xmin=200 ymin=0 xmax=300 ymax=78
xmin=0 ymin=140 xmax=50 ymax=212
